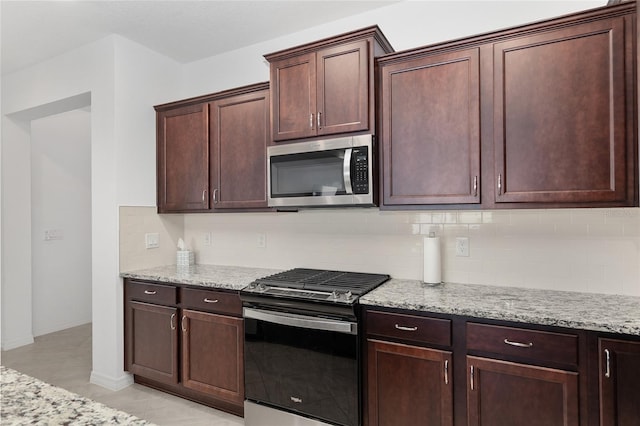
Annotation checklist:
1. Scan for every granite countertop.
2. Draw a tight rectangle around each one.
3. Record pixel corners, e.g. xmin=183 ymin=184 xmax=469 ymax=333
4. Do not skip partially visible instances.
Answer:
xmin=0 ymin=366 xmax=154 ymax=425
xmin=360 ymin=279 xmax=640 ymax=336
xmin=121 ymin=264 xmax=639 ymax=336
xmin=120 ymin=264 xmax=281 ymax=291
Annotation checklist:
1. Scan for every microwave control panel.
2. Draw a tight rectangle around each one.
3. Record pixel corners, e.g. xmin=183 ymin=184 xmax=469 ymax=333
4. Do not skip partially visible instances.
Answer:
xmin=352 ymin=147 xmax=369 ymax=194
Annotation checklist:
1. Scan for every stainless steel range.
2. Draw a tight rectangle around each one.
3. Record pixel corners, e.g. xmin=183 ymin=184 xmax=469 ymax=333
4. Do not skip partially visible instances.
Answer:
xmin=240 ymin=268 xmax=389 ymax=426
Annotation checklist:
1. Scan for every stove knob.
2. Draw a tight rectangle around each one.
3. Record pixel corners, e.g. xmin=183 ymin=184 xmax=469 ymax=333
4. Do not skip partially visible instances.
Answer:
xmin=345 ymin=291 xmax=353 ymax=301
xmin=257 ymin=283 xmax=267 ymax=292
xmin=331 ymin=290 xmax=340 ymax=300
xmin=247 ymin=282 xmax=257 ymax=290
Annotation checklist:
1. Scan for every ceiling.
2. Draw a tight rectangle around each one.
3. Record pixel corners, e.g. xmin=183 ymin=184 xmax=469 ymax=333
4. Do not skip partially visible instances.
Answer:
xmin=1 ymin=0 xmax=400 ymax=76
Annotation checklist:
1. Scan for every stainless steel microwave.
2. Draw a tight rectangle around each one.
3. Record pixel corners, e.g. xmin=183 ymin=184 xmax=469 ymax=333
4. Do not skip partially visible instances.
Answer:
xmin=267 ymin=134 xmax=374 ymax=208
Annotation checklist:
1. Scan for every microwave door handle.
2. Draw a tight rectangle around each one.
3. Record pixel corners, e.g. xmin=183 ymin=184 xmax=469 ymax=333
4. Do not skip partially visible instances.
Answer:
xmin=343 ymin=148 xmax=353 ymax=194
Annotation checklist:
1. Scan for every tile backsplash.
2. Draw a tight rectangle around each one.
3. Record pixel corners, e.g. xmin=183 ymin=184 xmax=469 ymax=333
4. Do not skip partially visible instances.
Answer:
xmin=119 ymin=206 xmax=640 ymax=296
xmin=118 ymin=206 xmax=184 ymax=272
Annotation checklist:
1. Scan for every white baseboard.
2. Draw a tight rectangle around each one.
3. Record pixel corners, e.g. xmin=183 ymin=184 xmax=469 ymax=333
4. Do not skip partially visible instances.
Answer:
xmin=1 ymin=334 xmax=35 ymax=351
xmin=90 ymin=370 xmax=133 ymax=391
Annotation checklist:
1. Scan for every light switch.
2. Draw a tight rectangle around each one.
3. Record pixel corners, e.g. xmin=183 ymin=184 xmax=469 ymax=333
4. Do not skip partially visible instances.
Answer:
xmin=44 ymin=229 xmax=64 ymax=241
xmin=145 ymin=233 xmax=159 ymax=249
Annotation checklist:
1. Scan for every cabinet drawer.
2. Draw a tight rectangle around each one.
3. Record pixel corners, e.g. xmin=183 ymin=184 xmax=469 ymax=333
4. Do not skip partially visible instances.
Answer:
xmin=127 ymin=281 xmax=177 ymax=306
xmin=181 ymin=287 xmax=242 ymax=316
xmin=366 ymin=311 xmax=451 ymax=347
xmin=466 ymin=323 xmax=578 ymax=366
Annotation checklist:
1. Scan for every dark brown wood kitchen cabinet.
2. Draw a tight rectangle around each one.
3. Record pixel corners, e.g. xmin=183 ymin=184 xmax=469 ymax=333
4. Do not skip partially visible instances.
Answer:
xmin=156 ymin=103 xmax=209 ymax=212
xmin=155 ymin=82 xmax=270 ymax=213
xmin=378 ymin=2 xmax=637 ymax=210
xmin=125 ymin=281 xmax=179 ymax=384
xmin=466 ymin=323 xmax=581 ymax=426
xmin=492 ymin=13 xmax=636 ymax=206
xmin=466 ymin=356 xmax=579 ymax=426
xmin=598 ymin=338 xmax=640 ymax=426
xmin=124 ymin=279 xmax=244 ymax=416
xmin=379 ymin=48 xmax=481 ymax=207
xmin=265 ymin=26 xmax=393 ymax=142
xmin=365 ymin=310 xmax=453 ymax=426
xmin=209 ymin=85 xmax=270 ymax=210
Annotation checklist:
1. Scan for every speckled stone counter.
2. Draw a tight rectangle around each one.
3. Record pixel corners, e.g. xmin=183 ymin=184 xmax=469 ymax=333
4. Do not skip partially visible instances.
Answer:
xmin=120 ymin=264 xmax=281 ymax=291
xmin=0 ymin=366 xmax=153 ymax=425
xmin=360 ymin=279 xmax=640 ymax=336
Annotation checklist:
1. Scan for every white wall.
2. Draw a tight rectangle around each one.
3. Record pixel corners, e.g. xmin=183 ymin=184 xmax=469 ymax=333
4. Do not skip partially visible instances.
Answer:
xmin=31 ymin=109 xmax=92 ymax=336
xmin=181 ymin=1 xmax=603 ymax=97
xmin=1 ymin=35 xmax=182 ymax=391
xmin=1 ymin=117 xmax=33 ymax=349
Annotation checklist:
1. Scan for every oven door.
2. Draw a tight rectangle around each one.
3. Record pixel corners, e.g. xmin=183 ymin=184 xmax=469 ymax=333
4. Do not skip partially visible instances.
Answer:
xmin=244 ymin=307 xmax=359 ymax=426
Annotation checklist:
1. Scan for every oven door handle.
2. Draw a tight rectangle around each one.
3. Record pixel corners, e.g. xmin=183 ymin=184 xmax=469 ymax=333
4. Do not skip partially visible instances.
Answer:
xmin=243 ymin=307 xmax=357 ymax=335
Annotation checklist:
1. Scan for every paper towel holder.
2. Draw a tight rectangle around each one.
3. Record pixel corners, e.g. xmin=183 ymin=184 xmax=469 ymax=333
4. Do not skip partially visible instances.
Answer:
xmin=423 ymin=232 xmax=442 ymax=286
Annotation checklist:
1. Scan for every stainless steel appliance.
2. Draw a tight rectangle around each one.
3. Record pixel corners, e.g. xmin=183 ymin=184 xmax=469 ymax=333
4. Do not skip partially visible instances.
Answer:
xmin=240 ymin=268 xmax=390 ymax=426
xmin=267 ymin=135 xmax=375 ymax=208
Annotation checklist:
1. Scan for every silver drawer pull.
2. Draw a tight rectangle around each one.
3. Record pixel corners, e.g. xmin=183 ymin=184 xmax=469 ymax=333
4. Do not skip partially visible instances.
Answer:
xmin=604 ymin=349 xmax=611 ymax=378
xmin=144 ymin=290 xmax=157 ymax=295
xmin=203 ymin=298 xmax=219 ymax=303
xmin=395 ymin=324 xmax=418 ymax=332
xmin=290 ymin=396 xmax=303 ymax=403
xmin=504 ymin=338 xmax=533 ymax=348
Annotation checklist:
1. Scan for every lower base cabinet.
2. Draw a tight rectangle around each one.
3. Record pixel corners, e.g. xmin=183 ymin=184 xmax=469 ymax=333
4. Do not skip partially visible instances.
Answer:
xmin=181 ymin=309 xmax=244 ymax=405
xmin=598 ymin=338 xmax=640 ymax=426
xmin=367 ymin=339 xmax=453 ymax=426
xmin=128 ymin=301 xmax=179 ymax=384
xmin=466 ymin=356 xmax=579 ymax=426
xmin=124 ymin=279 xmax=244 ymax=416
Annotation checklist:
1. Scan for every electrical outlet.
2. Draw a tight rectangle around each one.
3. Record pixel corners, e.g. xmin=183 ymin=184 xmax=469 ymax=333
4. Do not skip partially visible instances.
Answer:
xmin=455 ymin=237 xmax=470 ymax=257
xmin=145 ymin=233 xmax=159 ymax=249
xmin=257 ymin=233 xmax=266 ymax=248
xmin=203 ymin=232 xmax=212 ymax=246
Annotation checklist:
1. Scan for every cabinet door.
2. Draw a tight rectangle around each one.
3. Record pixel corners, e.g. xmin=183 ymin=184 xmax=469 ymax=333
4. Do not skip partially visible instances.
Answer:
xmin=380 ymin=48 xmax=481 ymax=206
xmin=181 ymin=309 xmax=244 ymax=405
xmin=493 ymin=17 xmax=630 ymax=205
xmin=599 ymin=338 xmax=640 ymax=426
xmin=271 ymin=53 xmax=317 ymax=141
xmin=467 ymin=356 xmax=579 ymax=426
xmin=317 ymin=40 xmax=369 ymax=136
xmin=157 ymin=103 xmax=210 ymax=212
xmin=127 ymin=301 xmax=179 ymax=385
xmin=210 ymin=88 xmax=270 ymax=209
xmin=367 ymin=339 xmax=453 ymax=426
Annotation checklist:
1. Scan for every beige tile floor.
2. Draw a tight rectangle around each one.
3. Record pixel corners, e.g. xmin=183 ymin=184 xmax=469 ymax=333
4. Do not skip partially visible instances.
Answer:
xmin=1 ymin=323 xmax=244 ymax=425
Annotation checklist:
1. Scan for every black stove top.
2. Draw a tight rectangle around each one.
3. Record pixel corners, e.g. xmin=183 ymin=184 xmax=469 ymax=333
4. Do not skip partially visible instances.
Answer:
xmin=241 ymin=268 xmax=389 ymax=305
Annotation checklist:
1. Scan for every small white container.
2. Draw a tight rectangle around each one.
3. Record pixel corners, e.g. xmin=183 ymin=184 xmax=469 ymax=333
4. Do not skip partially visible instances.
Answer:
xmin=176 ymin=250 xmax=195 ymax=266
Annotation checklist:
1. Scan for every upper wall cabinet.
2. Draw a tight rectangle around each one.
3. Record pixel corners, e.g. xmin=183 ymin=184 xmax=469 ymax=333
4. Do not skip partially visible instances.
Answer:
xmin=209 ymin=86 xmax=270 ymax=210
xmin=379 ymin=2 xmax=638 ymax=210
xmin=380 ymin=47 xmax=481 ymax=206
xmin=156 ymin=103 xmax=210 ymax=212
xmin=155 ymin=83 xmax=270 ymax=213
xmin=265 ymin=26 xmax=393 ymax=143
xmin=493 ymin=14 xmax=634 ymax=206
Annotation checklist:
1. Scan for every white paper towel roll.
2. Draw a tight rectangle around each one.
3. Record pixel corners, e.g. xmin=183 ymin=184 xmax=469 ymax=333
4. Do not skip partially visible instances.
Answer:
xmin=423 ymin=233 xmax=441 ymax=284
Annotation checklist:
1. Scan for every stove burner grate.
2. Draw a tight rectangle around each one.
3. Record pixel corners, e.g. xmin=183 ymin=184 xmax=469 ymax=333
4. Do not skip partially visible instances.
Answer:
xmin=253 ymin=268 xmax=389 ymax=295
